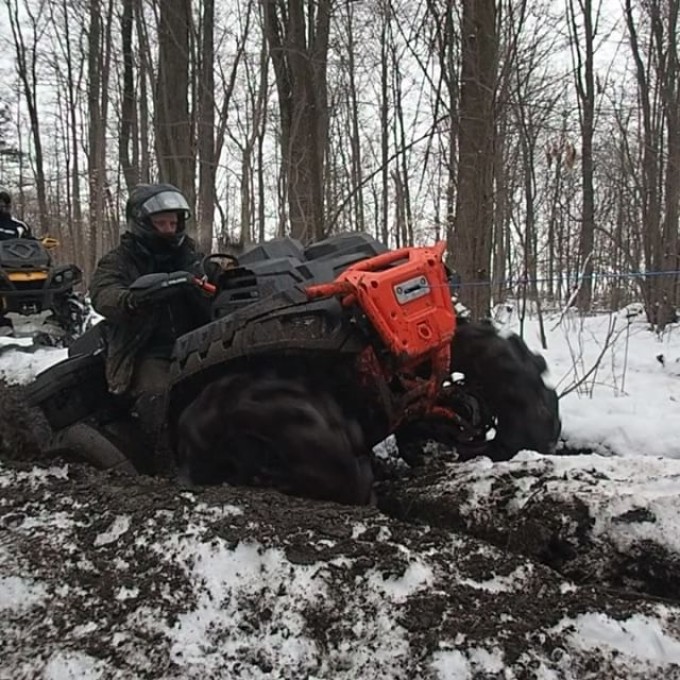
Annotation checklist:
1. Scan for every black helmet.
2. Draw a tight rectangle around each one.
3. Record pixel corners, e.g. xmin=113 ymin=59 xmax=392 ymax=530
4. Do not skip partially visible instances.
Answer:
xmin=126 ymin=183 xmax=191 ymax=251
xmin=0 ymin=187 xmax=11 ymax=211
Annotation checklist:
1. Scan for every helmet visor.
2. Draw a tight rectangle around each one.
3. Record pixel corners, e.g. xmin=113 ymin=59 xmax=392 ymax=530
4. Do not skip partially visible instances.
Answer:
xmin=139 ymin=191 xmax=191 ymax=219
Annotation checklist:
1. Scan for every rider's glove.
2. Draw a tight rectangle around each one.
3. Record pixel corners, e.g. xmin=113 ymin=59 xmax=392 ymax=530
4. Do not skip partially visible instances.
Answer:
xmin=126 ymin=271 xmax=195 ymax=311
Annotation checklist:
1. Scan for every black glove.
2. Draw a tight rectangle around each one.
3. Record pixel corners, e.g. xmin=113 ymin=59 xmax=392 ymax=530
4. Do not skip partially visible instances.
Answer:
xmin=126 ymin=271 xmax=195 ymax=310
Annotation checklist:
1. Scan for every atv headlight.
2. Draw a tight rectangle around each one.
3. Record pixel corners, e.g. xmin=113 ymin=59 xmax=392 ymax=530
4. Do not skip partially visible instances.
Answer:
xmin=64 ymin=269 xmax=74 ymax=281
xmin=54 ymin=274 xmax=63 ymax=284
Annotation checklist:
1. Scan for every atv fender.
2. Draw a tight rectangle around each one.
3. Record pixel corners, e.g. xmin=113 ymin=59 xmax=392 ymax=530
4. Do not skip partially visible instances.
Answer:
xmin=26 ymin=351 xmax=109 ymax=430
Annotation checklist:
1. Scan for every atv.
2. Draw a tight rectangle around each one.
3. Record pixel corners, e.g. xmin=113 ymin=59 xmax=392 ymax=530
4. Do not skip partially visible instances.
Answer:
xmin=27 ymin=233 xmax=560 ymax=505
xmin=0 ymin=236 xmax=88 ymax=346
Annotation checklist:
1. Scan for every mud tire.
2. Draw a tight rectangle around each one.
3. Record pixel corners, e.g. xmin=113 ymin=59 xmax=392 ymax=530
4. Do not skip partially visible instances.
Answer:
xmin=176 ymin=372 xmax=374 ymax=505
xmin=452 ymin=320 xmax=560 ymax=459
xmin=397 ymin=320 xmax=561 ymax=463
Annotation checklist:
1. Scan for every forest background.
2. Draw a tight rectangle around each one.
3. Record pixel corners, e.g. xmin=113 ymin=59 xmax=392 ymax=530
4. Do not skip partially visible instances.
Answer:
xmin=0 ymin=0 xmax=678 ymax=321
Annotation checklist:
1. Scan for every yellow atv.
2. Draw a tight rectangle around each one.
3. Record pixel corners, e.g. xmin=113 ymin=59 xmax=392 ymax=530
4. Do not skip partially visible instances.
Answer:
xmin=0 ymin=235 xmax=88 ymax=346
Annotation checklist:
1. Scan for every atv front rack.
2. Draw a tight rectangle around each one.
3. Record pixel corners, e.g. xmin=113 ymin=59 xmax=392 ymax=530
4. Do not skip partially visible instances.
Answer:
xmin=306 ymin=242 xmax=457 ymax=424
xmin=306 ymin=241 xmax=456 ymax=360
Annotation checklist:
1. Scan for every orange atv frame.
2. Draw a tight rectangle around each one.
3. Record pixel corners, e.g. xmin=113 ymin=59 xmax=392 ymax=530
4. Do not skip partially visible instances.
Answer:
xmin=306 ymin=241 xmax=456 ymax=428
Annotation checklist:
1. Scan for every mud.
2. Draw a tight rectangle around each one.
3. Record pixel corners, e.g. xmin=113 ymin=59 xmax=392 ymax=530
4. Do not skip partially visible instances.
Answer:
xmin=0 ymin=380 xmax=51 ymax=462
xmin=378 ymin=448 xmax=680 ymax=604
xmin=2 ymin=382 xmax=680 ymax=677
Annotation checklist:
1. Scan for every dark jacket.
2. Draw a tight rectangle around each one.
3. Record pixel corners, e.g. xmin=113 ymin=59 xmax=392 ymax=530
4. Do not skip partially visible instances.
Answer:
xmin=0 ymin=214 xmax=31 ymax=240
xmin=90 ymin=233 xmax=211 ymax=394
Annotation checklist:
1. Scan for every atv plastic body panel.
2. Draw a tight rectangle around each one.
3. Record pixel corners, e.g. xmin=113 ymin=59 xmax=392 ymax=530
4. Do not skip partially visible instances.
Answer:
xmin=212 ymin=233 xmax=389 ymax=319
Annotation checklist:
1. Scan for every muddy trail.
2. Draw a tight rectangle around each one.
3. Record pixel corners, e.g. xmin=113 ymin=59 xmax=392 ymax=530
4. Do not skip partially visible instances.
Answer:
xmin=2 ymin=381 xmax=680 ymax=678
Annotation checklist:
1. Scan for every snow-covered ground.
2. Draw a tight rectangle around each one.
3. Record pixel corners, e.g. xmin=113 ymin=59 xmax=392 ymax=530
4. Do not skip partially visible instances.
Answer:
xmin=0 ymin=336 xmax=67 ymax=385
xmin=2 ymin=306 xmax=680 ymax=679
xmin=495 ymin=304 xmax=680 ymax=458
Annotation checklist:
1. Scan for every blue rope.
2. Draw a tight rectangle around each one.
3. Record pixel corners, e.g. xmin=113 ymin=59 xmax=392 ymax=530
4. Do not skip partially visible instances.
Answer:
xmin=452 ymin=269 xmax=680 ymax=289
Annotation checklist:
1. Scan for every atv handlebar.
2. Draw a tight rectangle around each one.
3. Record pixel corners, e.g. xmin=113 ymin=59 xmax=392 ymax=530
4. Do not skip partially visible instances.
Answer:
xmin=128 ymin=270 xmax=215 ymax=307
xmin=40 ymin=236 xmax=60 ymax=250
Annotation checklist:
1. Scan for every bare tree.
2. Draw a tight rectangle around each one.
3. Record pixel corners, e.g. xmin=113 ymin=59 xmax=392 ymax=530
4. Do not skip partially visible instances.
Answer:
xmin=119 ymin=0 xmax=138 ymax=192
xmin=195 ymin=0 xmax=216 ymax=251
xmin=567 ymin=0 xmax=597 ymax=312
xmin=262 ymin=0 xmax=331 ymax=243
xmin=625 ymin=0 xmax=680 ymax=327
xmin=450 ymin=0 xmax=497 ymax=318
xmin=87 ymin=0 xmax=114 ymax=271
xmin=155 ymin=0 xmax=195 ymax=208
xmin=5 ymin=0 xmax=48 ymax=229
xmin=47 ymin=0 xmax=86 ymax=260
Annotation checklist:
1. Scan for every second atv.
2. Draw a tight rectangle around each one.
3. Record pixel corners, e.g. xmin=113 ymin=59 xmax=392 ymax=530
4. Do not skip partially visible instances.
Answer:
xmin=0 ymin=236 xmax=88 ymax=346
xmin=27 ymin=233 xmax=560 ymax=504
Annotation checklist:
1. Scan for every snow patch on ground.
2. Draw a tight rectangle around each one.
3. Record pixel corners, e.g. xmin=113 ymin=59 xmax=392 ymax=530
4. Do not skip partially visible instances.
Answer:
xmin=459 ymin=563 xmax=534 ymax=593
xmin=0 ymin=575 xmax=48 ymax=611
xmin=488 ymin=450 xmax=680 ymax=555
xmin=367 ymin=557 xmax=434 ymax=602
xmin=94 ymin=515 xmax=131 ymax=547
xmin=0 ymin=463 xmax=69 ymax=489
xmin=42 ymin=650 xmax=109 ymax=680
xmin=514 ymin=310 xmax=680 ymax=459
xmin=0 ymin=337 xmax=67 ymax=385
xmin=431 ymin=646 xmax=506 ymax=679
xmin=554 ymin=609 xmax=680 ymax=666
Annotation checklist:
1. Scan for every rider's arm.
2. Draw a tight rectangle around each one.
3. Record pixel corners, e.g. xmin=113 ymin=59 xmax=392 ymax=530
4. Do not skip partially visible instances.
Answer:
xmin=90 ymin=250 xmax=136 ymax=322
xmin=19 ymin=220 xmax=32 ymax=238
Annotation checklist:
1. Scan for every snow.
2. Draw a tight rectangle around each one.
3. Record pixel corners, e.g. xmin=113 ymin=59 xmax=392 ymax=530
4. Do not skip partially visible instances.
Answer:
xmin=553 ymin=609 xmax=680 ymax=665
xmin=431 ymin=647 xmax=506 ymax=680
xmin=459 ymin=563 xmax=534 ymax=593
xmin=520 ymin=308 xmax=680 ymax=459
xmin=517 ymin=450 xmax=680 ymax=553
xmin=42 ymin=651 xmax=108 ymax=680
xmin=165 ymin=540 xmax=323 ymax=676
xmin=0 ymin=575 xmax=47 ymax=611
xmin=0 ymin=336 xmax=67 ymax=384
xmin=2 ymin=305 xmax=680 ymax=678
xmin=94 ymin=515 xmax=131 ymax=547
xmin=367 ymin=558 xmax=434 ymax=602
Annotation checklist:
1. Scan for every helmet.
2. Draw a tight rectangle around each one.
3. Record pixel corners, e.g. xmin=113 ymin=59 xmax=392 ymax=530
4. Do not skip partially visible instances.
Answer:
xmin=125 ymin=183 xmax=191 ymax=251
xmin=0 ymin=187 xmax=11 ymax=212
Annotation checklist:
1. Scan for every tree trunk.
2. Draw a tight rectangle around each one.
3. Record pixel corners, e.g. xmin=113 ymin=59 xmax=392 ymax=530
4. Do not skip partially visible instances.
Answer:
xmin=196 ymin=0 xmax=216 ymax=252
xmin=345 ymin=1 xmax=365 ymax=233
xmin=155 ymin=0 xmax=195 ymax=212
xmin=119 ymin=0 xmax=138 ymax=193
xmin=262 ymin=0 xmax=331 ymax=244
xmin=87 ymin=0 xmax=107 ymax=271
xmin=380 ymin=2 xmax=390 ymax=244
xmin=450 ymin=0 xmax=497 ymax=319
xmin=6 ymin=0 xmax=49 ymax=230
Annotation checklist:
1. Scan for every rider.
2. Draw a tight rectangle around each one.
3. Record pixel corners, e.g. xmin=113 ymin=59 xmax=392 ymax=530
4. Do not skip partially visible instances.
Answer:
xmin=90 ymin=183 xmax=213 ymax=451
xmin=0 ymin=188 xmax=32 ymax=241
xmin=0 ymin=188 xmax=34 ymax=335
